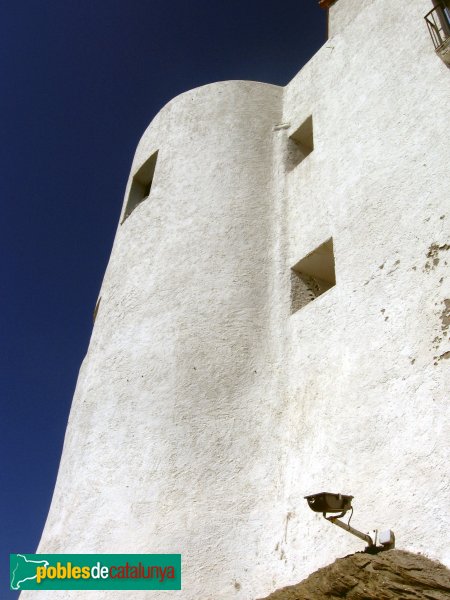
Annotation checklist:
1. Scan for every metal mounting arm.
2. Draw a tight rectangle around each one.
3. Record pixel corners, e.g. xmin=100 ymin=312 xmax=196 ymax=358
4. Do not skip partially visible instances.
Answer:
xmin=325 ymin=515 xmax=375 ymax=547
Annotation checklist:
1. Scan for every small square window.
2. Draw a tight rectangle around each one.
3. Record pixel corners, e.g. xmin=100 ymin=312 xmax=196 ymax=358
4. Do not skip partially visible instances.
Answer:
xmin=291 ymin=238 xmax=335 ymax=313
xmin=122 ymin=150 xmax=158 ymax=223
xmin=287 ymin=115 xmax=314 ymax=170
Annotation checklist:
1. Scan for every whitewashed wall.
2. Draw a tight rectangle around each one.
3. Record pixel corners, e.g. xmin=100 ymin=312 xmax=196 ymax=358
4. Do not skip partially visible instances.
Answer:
xmin=23 ymin=1 xmax=450 ymax=599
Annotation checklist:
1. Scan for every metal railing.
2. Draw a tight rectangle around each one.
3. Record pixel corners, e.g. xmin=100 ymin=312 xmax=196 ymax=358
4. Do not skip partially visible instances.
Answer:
xmin=425 ymin=3 xmax=450 ymax=50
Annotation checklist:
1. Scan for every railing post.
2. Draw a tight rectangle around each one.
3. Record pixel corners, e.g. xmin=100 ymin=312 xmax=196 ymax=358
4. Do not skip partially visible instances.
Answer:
xmin=425 ymin=3 xmax=450 ymax=50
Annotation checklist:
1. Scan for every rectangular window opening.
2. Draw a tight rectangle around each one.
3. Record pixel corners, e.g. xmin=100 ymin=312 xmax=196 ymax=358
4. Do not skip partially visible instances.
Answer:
xmin=290 ymin=238 xmax=336 ymax=314
xmin=122 ymin=150 xmax=158 ymax=223
xmin=287 ymin=115 xmax=314 ymax=170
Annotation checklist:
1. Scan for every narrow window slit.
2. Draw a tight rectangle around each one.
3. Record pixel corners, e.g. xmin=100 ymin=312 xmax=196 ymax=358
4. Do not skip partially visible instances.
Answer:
xmin=93 ymin=297 xmax=101 ymax=323
xmin=291 ymin=238 xmax=336 ymax=313
xmin=122 ymin=150 xmax=158 ymax=223
xmin=287 ymin=115 xmax=314 ymax=170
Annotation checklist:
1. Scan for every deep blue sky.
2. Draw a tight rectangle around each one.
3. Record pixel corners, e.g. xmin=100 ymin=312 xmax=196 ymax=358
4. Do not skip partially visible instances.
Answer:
xmin=1 ymin=1 xmax=325 ymax=595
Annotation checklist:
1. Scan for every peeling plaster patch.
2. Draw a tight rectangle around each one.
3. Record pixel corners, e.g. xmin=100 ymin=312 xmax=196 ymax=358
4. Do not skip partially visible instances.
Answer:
xmin=365 ymin=257 xmax=400 ymax=286
xmin=424 ymin=244 xmax=450 ymax=272
xmin=432 ymin=336 xmax=442 ymax=349
xmin=432 ymin=302 xmax=450 ymax=364
xmin=433 ymin=350 xmax=450 ymax=365
xmin=386 ymin=259 xmax=400 ymax=276
xmin=284 ymin=511 xmax=294 ymax=543
xmin=440 ymin=300 xmax=450 ymax=334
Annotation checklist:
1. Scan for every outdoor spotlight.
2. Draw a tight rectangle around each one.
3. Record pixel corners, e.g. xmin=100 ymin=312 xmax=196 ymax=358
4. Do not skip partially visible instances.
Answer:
xmin=304 ymin=492 xmax=395 ymax=551
xmin=305 ymin=492 xmax=353 ymax=516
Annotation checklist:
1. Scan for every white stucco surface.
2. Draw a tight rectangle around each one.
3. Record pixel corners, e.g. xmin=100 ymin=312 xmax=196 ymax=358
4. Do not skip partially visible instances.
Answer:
xmin=22 ymin=1 xmax=450 ymax=599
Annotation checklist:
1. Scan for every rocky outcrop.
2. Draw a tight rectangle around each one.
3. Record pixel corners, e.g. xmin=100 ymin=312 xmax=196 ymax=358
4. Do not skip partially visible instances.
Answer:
xmin=259 ymin=550 xmax=450 ymax=599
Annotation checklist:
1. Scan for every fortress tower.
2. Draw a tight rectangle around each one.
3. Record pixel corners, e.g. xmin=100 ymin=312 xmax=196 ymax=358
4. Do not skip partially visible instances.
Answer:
xmin=23 ymin=1 xmax=450 ymax=598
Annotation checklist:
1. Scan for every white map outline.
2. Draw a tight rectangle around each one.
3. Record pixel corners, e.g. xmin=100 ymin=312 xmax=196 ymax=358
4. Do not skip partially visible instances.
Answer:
xmin=10 ymin=554 xmax=50 ymax=590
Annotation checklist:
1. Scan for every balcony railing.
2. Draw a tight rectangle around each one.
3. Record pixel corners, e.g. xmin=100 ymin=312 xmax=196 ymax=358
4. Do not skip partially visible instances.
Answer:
xmin=425 ymin=3 xmax=450 ymax=50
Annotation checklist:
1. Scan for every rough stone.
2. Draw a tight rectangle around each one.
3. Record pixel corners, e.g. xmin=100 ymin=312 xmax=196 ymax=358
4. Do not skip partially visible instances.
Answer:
xmin=259 ymin=551 xmax=450 ymax=600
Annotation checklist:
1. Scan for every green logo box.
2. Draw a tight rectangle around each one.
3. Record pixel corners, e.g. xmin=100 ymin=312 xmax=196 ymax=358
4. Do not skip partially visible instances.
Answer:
xmin=10 ymin=553 xmax=181 ymax=590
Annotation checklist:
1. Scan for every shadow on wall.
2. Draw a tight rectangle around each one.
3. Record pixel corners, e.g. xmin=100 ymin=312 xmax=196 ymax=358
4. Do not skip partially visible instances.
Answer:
xmin=291 ymin=238 xmax=336 ymax=314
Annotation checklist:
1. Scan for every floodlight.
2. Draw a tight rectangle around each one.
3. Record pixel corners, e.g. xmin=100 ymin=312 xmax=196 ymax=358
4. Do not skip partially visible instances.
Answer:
xmin=304 ymin=492 xmax=395 ymax=551
xmin=304 ymin=492 xmax=353 ymax=516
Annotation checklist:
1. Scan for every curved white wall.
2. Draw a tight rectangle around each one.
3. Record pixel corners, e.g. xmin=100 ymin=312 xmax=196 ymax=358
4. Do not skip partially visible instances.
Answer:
xmin=28 ymin=81 xmax=289 ymax=599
